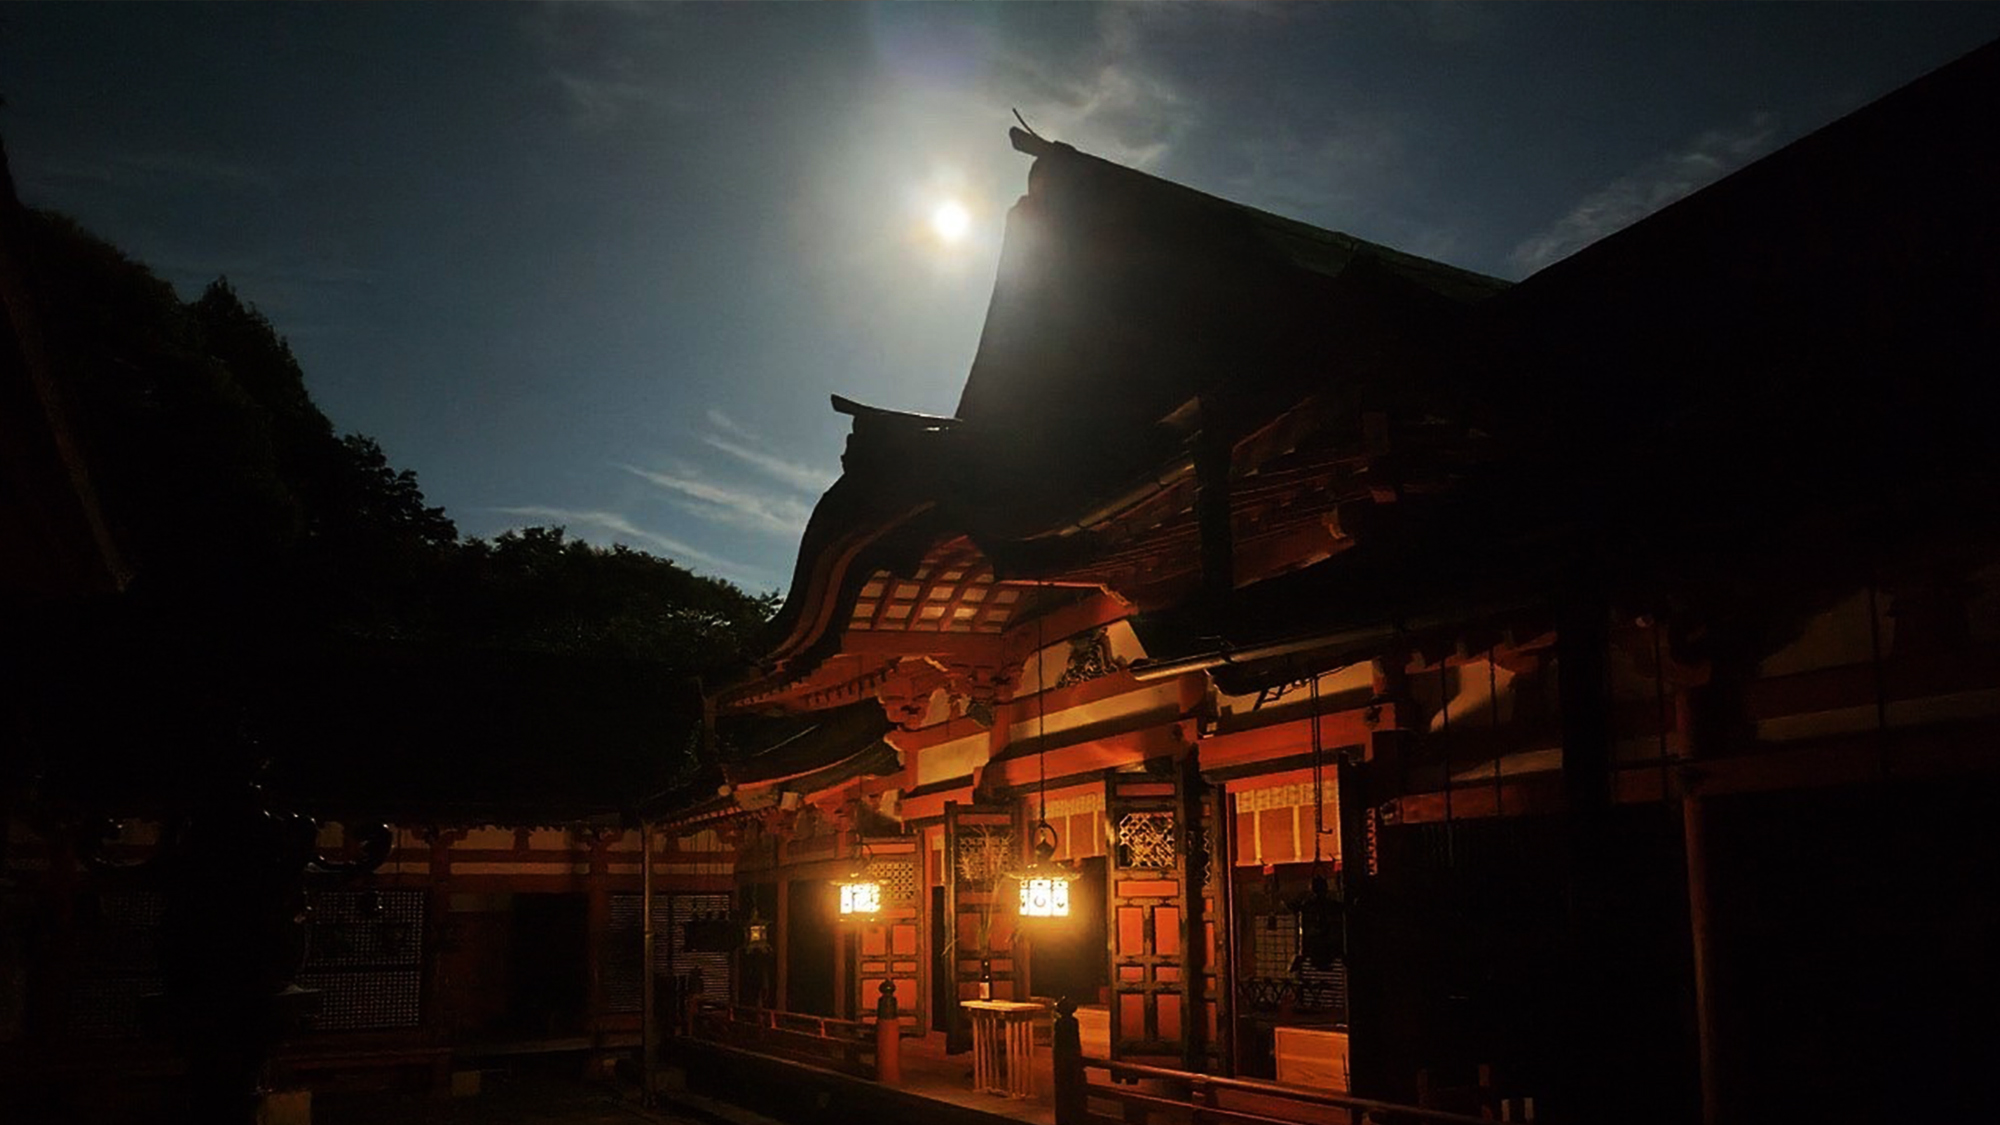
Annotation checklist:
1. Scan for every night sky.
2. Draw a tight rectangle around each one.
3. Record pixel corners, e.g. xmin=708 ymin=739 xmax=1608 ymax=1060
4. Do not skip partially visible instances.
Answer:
xmin=6 ymin=4 xmax=1998 ymax=592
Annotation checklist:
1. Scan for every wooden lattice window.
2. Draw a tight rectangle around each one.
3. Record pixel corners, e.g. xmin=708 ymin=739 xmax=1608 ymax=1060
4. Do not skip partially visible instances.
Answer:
xmin=868 ymin=858 xmax=917 ymax=905
xmin=667 ymin=893 xmax=731 ymax=1002
xmin=1245 ymin=916 xmax=1348 ymax=1019
xmin=64 ymin=891 xmax=164 ymax=1039
xmin=954 ymin=825 xmax=1018 ymax=886
xmin=297 ymin=889 xmax=424 ymax=1032
xmin=1116 ymin=811 xmax=1176 ymax=870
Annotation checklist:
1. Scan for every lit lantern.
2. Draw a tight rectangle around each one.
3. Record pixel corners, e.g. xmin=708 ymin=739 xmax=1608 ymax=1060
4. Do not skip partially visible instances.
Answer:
xmin=839 ymin=815 xmax=883 ymax=919
xmin=839 ymin=879 xmax=882 ymax=917
xmin=1019 ymin=873 xmax=1070 ymax=918
xmin=1018 ymin=819 xmax=1071 ymax=918
xmin=743 ymin=907 xmax=772 ymax=953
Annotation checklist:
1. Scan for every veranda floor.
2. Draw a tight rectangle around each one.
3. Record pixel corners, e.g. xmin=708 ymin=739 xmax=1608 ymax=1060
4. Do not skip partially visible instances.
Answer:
xmin=667 ymin=1030 xmax=1058 ymax=1125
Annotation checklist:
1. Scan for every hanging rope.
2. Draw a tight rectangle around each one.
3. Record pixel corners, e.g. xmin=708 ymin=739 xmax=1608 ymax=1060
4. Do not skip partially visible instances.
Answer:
xmin=1038 ymin=604 xmax=1048 ymax=826
xmin=1027 ymin=585 xmax=1063 ymax=875
xmin=1654 ymin=620 xmax=1672 ymax=809
xmin=1867 ymin=579 xmax=1891 ymax=781
xmin=1439 ymin=662 xmax=1455 ymax=868
xmin=1489 ymin=648 xmax=1503 ymax=818
xmin=1309 ymin=665 xmax=1325 ymax=869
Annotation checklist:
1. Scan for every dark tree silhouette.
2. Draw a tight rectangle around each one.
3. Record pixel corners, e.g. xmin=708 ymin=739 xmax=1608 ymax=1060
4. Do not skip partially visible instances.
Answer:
xmin=20 ymin=208 xmax=770 ymax=663
xmin=436 ymin=526 xmax=777 ymax=665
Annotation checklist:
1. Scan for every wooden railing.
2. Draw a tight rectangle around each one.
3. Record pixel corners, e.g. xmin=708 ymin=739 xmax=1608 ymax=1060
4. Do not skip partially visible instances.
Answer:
xmin=690 ymin=1001 xmax=881 ymax=1080
xmin=1052 ymin=1002 xmax=1508 ymax=1125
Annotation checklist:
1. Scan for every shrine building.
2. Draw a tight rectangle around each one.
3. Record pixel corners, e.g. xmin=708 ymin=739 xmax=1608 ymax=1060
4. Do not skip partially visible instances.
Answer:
xmin=659 ymin=40 xmax=2000 ymax=1125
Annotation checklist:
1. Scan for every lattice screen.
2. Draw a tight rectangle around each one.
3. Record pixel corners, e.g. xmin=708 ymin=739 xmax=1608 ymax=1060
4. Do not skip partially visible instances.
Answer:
xmin=604 ymin=894 xmax=647 ymax=1013
xmin=297 ymin=889 xmax=424 ymax=1032
xmin=667 ymin=893 xmax=731 ymax=1002
xmin=64 ymin=891 xmax=164 ymax=1039
xmin=953 ymin=826 xmax=1018 ymax=885
xmin=1246 ymin=914 xmax=1347 ymax=1019
xmin=1251 ymin=914 xmax=1296 ymax=979
xmin=1116 ymin=811 xmax=1177 ymax=869
xmin=868 ymin=858 xmax=917 ymax=905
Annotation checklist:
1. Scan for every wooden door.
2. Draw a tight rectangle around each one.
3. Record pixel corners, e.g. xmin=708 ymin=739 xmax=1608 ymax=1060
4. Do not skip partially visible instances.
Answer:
xmin=943 ymin=800 xmax=1017 ymax=1053
xmin=854 ymin=834 xmax=920 ymax=1033
xmin=1105 ymin=759 xmax=1212 ymax=1064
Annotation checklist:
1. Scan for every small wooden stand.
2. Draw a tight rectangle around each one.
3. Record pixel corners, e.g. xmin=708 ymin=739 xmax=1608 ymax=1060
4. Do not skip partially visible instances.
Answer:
xmin=962 ymin=1000 xmax=1042 ymax=1098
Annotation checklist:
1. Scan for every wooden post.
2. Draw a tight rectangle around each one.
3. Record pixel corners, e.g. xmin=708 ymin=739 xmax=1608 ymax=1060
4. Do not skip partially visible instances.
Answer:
xmin=32 ymin=831 xmax=78 ymax=1053
xmin=1556 ymin=597 xmax=1614 ymax=1124
xmin=775 ymin=876 xmax=790 ymax=1013
xmin=420 ymin=827 xmax=460 ymax=1100
xmin=1214 ymin=774 xmax=1239 ymax=1078
xmin=942 ymin=802 xmax=967 ymax=1054
xmin=641 ymin=822 xmax=658 ymax=1101
xmin=1053 ymin=996 xmax=1086 ymax=1125
xmin=1679 ymin=686 xmax=1721 ymax=1125
xmin=875 ymin=978 xmax=902 ymax=1085
xmin=583 ymin=830 xmax=614 ymax=1041
xmin=1178 ymin=750 xmax=1208 ymax=1072
xmin=1340 ymin=668 xmax=1396 ymax=1099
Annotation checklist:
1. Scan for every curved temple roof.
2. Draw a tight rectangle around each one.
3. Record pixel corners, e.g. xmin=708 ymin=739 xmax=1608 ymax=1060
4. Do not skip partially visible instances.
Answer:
xmin=729 ymin=37 xmax=2000 ymax=713
xmin=729 ymin=130 xmax=1509 ymax=709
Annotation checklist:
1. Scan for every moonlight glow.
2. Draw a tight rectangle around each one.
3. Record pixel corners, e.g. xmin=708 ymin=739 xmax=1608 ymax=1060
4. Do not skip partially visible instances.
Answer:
xmin=931 ymin=200 xmax=971 ymax=243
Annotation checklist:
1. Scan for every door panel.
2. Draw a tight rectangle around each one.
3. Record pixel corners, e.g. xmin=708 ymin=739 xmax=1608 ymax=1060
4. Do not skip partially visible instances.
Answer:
xmin=1104 ymin=756 xmax=1223 ymax=1068
xmin=853 ymin=835 xmax=921 ymax=1031
xmin=1106 ymin=774 xmax=1188 ymax=1059
xmin=943 ymin=801 xmax=1017 ymax=1053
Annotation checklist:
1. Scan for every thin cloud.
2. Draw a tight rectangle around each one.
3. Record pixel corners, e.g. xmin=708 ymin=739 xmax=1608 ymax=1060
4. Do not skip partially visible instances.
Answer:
xmin=519 ymin=4 xmax=689 ymax=130
xmin=699 ymin=410 xmax=837 ymax=494
xmin=548 ymin=68 xmax=688 ymax=131
xmin=618 ymin=465 xmax=813 ymax=537
xmin=990 ymin=7 xmax=1193 ymax=170
xmin=1510 ymin=112 xmax=1780 ymax=275
xmin=488 ymin=505 xmax=748 ymax=576
xmin=706 ymin=409 xmax=757 ymax=443
xmin=1222 ymin=112 xmax=1409 ymax=222
xmin=698 ymin=435 xmax=837 ymax=496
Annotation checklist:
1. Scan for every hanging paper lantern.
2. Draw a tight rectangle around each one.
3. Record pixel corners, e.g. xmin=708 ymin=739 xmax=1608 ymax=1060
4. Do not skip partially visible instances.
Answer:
xmin=742 ymin=906 xmax=772 ymax=953
xmin=1017 ymin=820 xmax=1071 ymax=918
xmin=839 ymin=879 xmax=882 ymax=917
xmin=1019 ymin=874 xmax=1071 ymax=918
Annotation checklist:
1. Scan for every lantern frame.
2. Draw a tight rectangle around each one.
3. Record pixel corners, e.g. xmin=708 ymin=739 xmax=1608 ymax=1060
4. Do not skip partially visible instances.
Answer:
xmin=1018 ymin=872 xmax=1070 ymax=918
xmin=837 ymin=827 xmax=883 ymax=920
xmin=1016 ymin=818 xmax=1072 ymax=918
xmin=838 ymin=878 xmax=883 ymax=917
xmin=743 ymin=905 xmax=773 ymax=953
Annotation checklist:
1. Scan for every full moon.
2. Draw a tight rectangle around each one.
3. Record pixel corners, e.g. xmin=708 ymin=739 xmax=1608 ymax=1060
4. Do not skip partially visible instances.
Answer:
xmin=931 ymin=200 xmax=971 ymax=243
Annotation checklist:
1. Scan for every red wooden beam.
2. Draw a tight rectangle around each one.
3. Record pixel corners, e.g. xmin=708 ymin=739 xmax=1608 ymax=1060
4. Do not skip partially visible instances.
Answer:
xmin=1199 ymin=708 xmax=1379 ymax=774
xmin=980 ymin=722 xmax=1194 ymax=791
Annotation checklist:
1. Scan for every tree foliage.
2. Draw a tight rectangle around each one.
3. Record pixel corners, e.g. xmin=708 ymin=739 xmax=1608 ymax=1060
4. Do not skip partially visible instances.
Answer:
xmin=25 ymin=214 xmax=300 ymax=597
xmin=24 ymin=210 xmax=772 ymax=666
xmin=435 ymin=527 xmax=777 ymax=666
